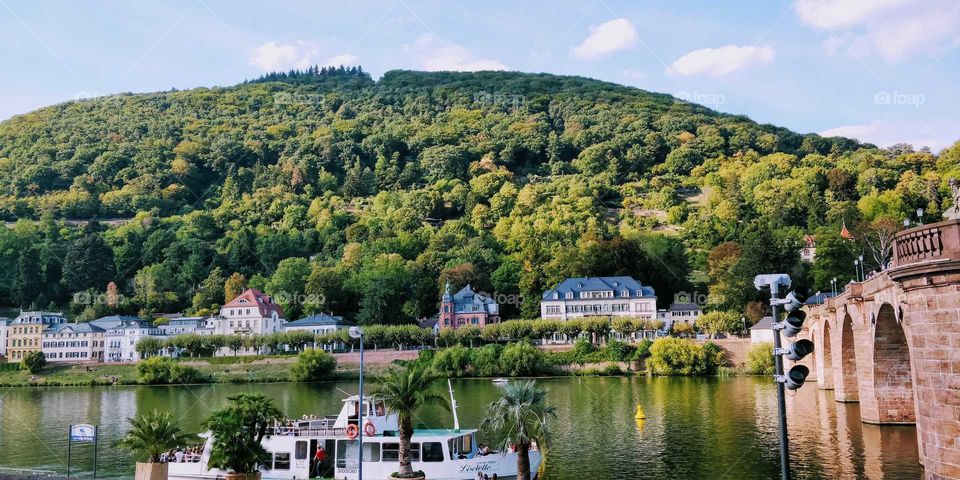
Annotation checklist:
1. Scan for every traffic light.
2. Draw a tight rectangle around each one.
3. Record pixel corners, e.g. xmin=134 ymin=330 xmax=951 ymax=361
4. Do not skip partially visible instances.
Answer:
xmin=779 ymin=289 xmax=813 ymax=390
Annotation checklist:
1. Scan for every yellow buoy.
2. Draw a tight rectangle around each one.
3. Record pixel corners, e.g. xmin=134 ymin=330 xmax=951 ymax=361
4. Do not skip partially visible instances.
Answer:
xmin=635 ymin=404 xmax=645 ymax=420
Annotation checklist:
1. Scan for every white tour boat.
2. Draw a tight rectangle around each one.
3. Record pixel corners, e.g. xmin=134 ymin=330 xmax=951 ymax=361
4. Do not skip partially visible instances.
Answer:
xmin=167 ymin=392 xmax=541 ymax=480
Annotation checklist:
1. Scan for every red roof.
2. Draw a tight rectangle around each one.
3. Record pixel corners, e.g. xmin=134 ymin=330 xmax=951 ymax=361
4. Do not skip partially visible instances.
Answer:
xmin=223 ymin=288 xmax=284 ymax=318
xmin=840 ymin=222 xmax=854 ymax=240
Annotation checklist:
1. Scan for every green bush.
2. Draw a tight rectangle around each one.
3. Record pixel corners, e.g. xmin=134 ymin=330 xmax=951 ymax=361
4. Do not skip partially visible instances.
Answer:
xmin=289 ymin=348 xmax=337 ymax=382
xmin=431 ymin=345 xmax=471 ymax=377
xmin=469 ymin=344 xmax=502 ymax=377
xmin=570 ymin=338 xmax=597 ymax=363
xmin=646 ymin=338 xmax=724 ymax=376
xmin=746 ymin=343 xmax=775 ymax=375
xmin=603 ymin=340 xmax=636 ymax=362
xmin=633 ymin=339 xmax=654 ymax=361
xmin=499 ymin=342 xmax=545 ymax=376
xmin=21 ymin=351 xmax=46 ymax=374
xmin=136 ymin=357 xmax=204 ymax=384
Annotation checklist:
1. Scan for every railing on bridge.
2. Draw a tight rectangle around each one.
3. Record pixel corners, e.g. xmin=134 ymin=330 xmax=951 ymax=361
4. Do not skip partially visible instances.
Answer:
xmin=892 ymin=219 xmax=960 ymax=268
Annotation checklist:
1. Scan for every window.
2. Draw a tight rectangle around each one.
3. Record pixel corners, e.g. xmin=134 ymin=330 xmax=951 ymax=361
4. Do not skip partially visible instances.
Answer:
xmin=273 ymin=452 xmax=290 ymax=470
xmin=336 ymin=440 xmax=359 ymax=468
xmin=295 ymin=441 xmax=308 ymax=460
xmin=565 ymin=292 xmax=573 ymax=299
xmin=422 ymin=442 xmax=444 ymax=462
xmin=362 ymin=442 xmax=380 ymax=462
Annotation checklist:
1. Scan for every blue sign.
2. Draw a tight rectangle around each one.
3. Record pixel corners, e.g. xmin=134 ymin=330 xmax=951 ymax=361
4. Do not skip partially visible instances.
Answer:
xmin=70 ymin=424 xmax=96 ymax=442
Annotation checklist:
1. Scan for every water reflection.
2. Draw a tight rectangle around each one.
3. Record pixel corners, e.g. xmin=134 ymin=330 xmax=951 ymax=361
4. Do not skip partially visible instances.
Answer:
xmin=0 ymin=377 xmax=923 ymax=479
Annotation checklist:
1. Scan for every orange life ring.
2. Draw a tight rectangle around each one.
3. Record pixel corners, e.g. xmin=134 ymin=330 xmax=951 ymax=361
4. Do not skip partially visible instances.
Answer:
xmin=364 ymin=421 xmax=376 ymax=437
xmin=345 ymin=424 xmax=359 ymax=439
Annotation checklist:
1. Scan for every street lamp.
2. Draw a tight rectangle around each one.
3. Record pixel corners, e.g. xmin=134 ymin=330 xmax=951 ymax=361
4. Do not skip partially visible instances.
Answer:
xmin=859 ymin=255 xmax=865 ymax=280
xmin=348 ymin=326 xmax=365 ymax=479
xmin=917 ymin=208 xmax=924 ymax=225
xmin=830 ymin=277 xmax=837 ymax=297
xmin=854 ymin=259 xmax=860 ymax=282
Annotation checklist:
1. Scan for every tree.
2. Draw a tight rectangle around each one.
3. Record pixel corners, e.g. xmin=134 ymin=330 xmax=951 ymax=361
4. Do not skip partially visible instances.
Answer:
xmin=267 ymin=257 xmax=311 ymax=319
xmin=205 ymin=393 xmax=283 ymax=475
xmin=696 ymin=311 xmax=740 ymax=338
xmin=115 ymin=410 xmax=197 ymax=463
xmin=12 ymin=247 xmax=42 ymax=307
xmin=223 ymin=272 xmax=247 ymax=303
xmin=374 ymin=363 xmax=448 ymax=478
xmin=480 ymin=380 xmax=557 ymax=480
xmin=289 ymin=348 xmax=337 ymax=382
xmin=62 ymin=233 xmax=116 ymax=293
xmin=671 ymin=321 xmax=695 ymax=338
xmin=21 ymin=351 xmax=46 ymax=374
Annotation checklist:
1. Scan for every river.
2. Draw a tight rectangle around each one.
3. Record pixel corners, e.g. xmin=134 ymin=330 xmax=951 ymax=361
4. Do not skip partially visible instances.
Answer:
xmin=0 ymin=376 xmax=922 ymax=479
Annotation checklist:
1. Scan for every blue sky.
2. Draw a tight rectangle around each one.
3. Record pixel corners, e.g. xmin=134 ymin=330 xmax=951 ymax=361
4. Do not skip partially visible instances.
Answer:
xmin=1 ymin=0 xmax=958 ymax=150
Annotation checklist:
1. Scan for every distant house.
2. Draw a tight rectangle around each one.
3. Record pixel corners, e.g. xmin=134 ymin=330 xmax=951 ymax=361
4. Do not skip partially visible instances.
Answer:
xmin=42 ymin=323 xmax=106 ymax=363
xmin=6 ymin=311 xmax=67 ymax=362
xmin=91 ymin=315 xmax=143 ymax=331
xmin=284 ymin=313 xmax=354 ymax=352
xmin=751 ymin=316 xmax=775 ymax=344
xmin=419 ymin=316 xmax=440 ymax=336
xmin=801 ymin=235 xmax=817 ymax=263
xmin=215 ymin=289 xmax=285 ymax=336
xmin=657 ymin=302 xmax=703 ymax=331
xmin=105 ymin=319 xmax=165 ymax=363
xmin=439 ymin=283 xmax=500 ymax=329
xmin=540 ymin=276 xmax=656 ymax=321
xmin=158 ymin=317 xmax=216 ymax=336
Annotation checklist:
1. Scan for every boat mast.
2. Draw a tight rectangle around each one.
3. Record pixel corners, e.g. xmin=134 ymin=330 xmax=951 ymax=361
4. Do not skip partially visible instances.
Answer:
xmin=447 ymin=378 xmax=460 ymax=430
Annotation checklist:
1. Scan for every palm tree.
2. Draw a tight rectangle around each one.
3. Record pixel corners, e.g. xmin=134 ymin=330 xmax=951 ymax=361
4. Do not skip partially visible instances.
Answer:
xmin=116 ymin=410 xmax=196 ymax=463
xmin=374 ymin=363 xmax=448 ymax=478
xmin=480 ymin=380 xmax=557 ymax=480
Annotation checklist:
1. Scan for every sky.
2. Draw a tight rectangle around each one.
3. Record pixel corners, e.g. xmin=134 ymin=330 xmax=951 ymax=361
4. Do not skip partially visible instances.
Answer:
xmin=1 ymin=0 xmax=958 ymax=150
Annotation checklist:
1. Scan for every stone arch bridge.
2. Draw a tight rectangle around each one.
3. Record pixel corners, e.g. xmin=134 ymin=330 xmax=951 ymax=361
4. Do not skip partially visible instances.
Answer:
xmin=799 ymin=219 xmax=960 ymax=479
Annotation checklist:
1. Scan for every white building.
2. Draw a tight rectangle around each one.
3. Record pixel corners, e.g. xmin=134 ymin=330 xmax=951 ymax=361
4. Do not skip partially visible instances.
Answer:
xmin=540 ymin=276 xmax=657 ymax=321
xmin=284 ymin=313 xmax=354 ymax=352
xmin=42 ymin=323 xmax=106 ymax=363
xmin=0 ymin=318 xmax=11 ymax=360
xmin=215 ymin=289 xmax=285 ymax=335
xmin=158 ymin=317 xmax=216 ymax=336
xmin=750 ymin=316 xmax=775 ymax=344
xmin=657 ymin=302 xmax=703 ymax=331
xmin=105 ymin=319 xmax=166 ymax=363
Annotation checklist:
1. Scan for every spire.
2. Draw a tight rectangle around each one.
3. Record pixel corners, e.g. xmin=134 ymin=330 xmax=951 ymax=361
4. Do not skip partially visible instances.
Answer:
xmin=840 ymin=221 xmax=853 ymax=240
xmin=442 ymin=281 xmax=452 ymax=302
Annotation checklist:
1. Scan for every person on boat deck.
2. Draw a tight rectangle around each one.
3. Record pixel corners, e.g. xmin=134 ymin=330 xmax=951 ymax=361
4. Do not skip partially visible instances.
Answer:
xmin=313 ymin=446 xmax=328 ymax=477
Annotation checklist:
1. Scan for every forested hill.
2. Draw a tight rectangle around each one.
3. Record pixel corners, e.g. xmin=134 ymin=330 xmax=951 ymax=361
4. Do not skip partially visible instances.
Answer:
xmin=0 ymin=67 xmax=956 ymax=327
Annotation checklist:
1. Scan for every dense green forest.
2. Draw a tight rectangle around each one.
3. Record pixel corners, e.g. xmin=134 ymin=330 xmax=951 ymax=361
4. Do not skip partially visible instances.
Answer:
xmin=0 ymin=66 xmax=956 ymax=325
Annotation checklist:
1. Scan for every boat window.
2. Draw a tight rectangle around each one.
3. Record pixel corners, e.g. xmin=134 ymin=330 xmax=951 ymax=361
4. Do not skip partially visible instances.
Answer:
xmin=273 ymin=452 xmax=291 ymax=470
xmin=448 ymin=434 xmax=474 ymax=459
xmin=375 ymin=401 xmax=386 ymax=417
xmin=295 ymin=441 xmax=308 ymax=460
xmin=422 ymin=442 xmax=444 ymax=462
xmin=362 ymin=442 xmax=380 ymax=462
xmin=336 ymin=440 xmax=359 ymax=469
xmin=382 ymin=442 xmax=419 ymax=462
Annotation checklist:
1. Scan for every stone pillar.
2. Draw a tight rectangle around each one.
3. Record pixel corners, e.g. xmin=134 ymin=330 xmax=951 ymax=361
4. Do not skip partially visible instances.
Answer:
xmin=902 ymin=281 xmax=960 ymax=480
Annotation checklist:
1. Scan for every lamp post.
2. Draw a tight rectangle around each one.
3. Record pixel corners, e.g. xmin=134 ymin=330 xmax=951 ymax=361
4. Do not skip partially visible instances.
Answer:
xmin=917 ymin=208 xmax=924 ymax=225
xmin=858 ymin=254 xmax=865 ymax=280
xmin=854 ymin=259 xmax=860 ymax=282
xmin=830 ymin=277 xmax=837 ymax=297
xmin=348 ymin=326 xmax=365 ymax=479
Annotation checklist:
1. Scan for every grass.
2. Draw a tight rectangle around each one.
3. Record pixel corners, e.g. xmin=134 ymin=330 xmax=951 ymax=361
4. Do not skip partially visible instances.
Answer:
xmin=0 ymin=357 xmax=392 ymax=387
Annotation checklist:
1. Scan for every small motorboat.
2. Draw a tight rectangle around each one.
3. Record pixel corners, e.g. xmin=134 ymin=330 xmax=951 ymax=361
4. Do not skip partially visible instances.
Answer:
xmin=491 ymin=378 xmax=509 ymax=385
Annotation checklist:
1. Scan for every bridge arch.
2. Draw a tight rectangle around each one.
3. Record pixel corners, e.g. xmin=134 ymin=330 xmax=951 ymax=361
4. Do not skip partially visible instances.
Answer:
xmin=834 ymin=313 xmax=860 ymax=402
xmin=862 ymin=302 xmax=916 ymax=424
xmin=818 ymin=320 xmax=835 ymax=390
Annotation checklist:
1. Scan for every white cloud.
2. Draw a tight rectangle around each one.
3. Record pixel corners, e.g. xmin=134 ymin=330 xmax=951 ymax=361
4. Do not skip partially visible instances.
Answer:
xmin=322 ymin=53 xmax=359 ymax=67
xmin=794 ymin=0 xmax=915 ymax=29
xmin=571 ymin=18 xmax=638 ymax=60
xmin=666 ymin=44 xmax=774 ymax=76
xmin=820 ymin=121 xmax=959 ymax=151
xmin=406 ymin=34 xmax=507 ymax=71
xmin=249 ymin=41 xmax=317 ymax=71
xmin=794 ymin=0 xmax=960 ymax=62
